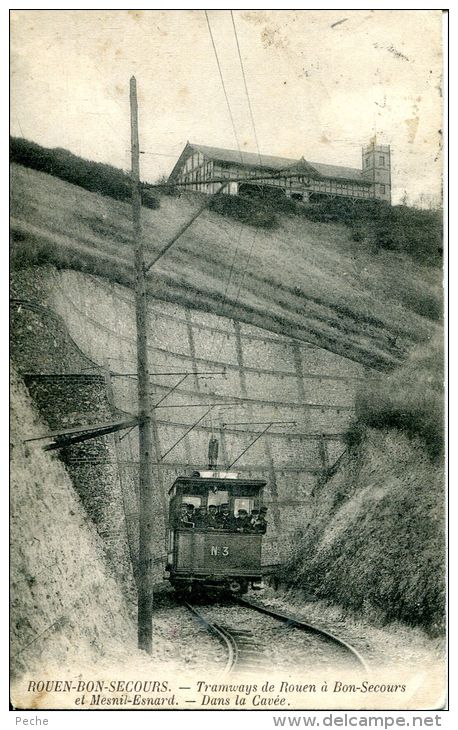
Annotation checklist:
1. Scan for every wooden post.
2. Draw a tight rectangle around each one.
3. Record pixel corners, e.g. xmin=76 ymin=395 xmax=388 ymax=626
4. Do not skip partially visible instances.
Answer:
xmin=131 ymin=76 xmax=154 ymax=653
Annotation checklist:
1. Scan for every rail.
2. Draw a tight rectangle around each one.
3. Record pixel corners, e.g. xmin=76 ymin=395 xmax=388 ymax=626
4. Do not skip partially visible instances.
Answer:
xmin=182 ymin=602 xmax=237 ymax=675
xmin=236 ymin=595 xmax=369 ymax=672
xmin=182 ymin=596 xmax=368 ymax=675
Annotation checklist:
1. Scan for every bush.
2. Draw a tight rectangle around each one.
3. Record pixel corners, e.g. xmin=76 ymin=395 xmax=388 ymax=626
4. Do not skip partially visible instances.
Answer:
xmin=207 ymin=185 xmax=442 ymax=266
xmin=10 ymin=231 xmax=133 ymax=290
xmin=298 ymin=197 xmax=443 ymax=266
xmin=10 ymin=234 xmax=55 ymax=270
xmin=10 ymin=137 xmax=160 ymax=210
xmin=140 ymin=187 xmax=160 ymax=209
xmin=208 ymin=193 xmax=277 ymax=228
xmin=155 ymin=174 xmax=179 ymax=197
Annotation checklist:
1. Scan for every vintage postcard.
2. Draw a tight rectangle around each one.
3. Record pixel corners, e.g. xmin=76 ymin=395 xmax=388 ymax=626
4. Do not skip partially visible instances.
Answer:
xmin=9 ymin=7 xmax=446 ymax=715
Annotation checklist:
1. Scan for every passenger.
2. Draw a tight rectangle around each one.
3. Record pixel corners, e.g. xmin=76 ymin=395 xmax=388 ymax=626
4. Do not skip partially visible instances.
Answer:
xmin=216 ymin=503 xmax=234 ymax=531
xmin=206 ymin=504 xmax=219 ymax=530
xmin=249 ymin=509 xmax=260 ymax=529
xmin=185 ymin=503 xmax=196 ymax=528
xmin=176 ymin=503 xmax=194 ymax=528
xmin=235 ymin=508 xmax=253 ymax=533
xmin=255 ymin=506 xmax=268 ymax=534
xmin=194 ymin=506 xmax=208 ymax=528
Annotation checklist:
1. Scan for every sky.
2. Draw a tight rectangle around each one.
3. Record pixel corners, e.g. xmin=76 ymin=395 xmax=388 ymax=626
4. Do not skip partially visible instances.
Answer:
xmin=10 ymin=9 xmax=443 ymax=205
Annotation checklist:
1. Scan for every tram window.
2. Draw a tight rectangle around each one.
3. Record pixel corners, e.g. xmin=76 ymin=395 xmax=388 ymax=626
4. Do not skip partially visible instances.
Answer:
xmin=181 ymin=495 xmax=202 ymax=509
xmin=207 ymin=490 xmax=229 ymax=508
xmin=233 ymin=497 xmax=254 ymax=516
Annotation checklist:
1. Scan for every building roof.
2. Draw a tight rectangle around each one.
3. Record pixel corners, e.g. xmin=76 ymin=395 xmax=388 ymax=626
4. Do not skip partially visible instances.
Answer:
xmin=168 ymin=142 xmax=367 ymax=183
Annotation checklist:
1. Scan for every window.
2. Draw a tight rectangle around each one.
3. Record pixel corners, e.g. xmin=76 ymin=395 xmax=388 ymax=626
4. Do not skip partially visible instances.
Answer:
xmin=182 ymin=495 xmax=202 ymax=509
xmin=379 ymin=155 xmax=385 ymax=166
xmin=233 ymin=497 xmax=254 ymax=517
xmin=207 ymin=490 xmax=229 ymax=508
xmin=380 ymin=184 xmax=386 ymax=194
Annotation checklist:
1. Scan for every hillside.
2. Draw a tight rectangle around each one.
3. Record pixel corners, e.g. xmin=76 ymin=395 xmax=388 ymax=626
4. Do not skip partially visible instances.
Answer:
xmin=10 ymin=148 xmax=445 ymax=673
xmin=10 ymin=161 xmax=442 ymax=372
xmin=10 ymin=369 xmax=139 ymax=683
xmin=281 ymin=333 xmax=445 ymax=636
xmin=282 ymin=426 xmax=445 ymax=635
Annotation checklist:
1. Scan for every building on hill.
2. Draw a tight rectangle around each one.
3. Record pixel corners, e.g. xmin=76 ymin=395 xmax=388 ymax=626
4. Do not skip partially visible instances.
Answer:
xmin=168 ymin=140 xmax=391 ymax=204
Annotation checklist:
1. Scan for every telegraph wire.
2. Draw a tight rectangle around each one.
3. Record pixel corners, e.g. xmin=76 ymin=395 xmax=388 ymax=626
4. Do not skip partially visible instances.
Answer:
xmin=204 ymin=10 xmax=243 ymax=161
xmin=203 ymin=13 xmax=263 ymax=362
xmin=199 ymin=9 xmax=251 ymax=431
xmin=230 ymin=10 xmax=263 ymax=167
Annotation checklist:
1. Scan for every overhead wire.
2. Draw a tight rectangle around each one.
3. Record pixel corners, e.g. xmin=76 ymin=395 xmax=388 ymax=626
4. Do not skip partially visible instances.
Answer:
xmin=201 ymin=10 xmax=252 ymax=442
xmin=201 ymin=10 xmax=265 ymax=452
xmin=204 ymin=10 xmax=243 ymax=161
xmin=132 ymin=11 xmax=268 ymax=457
xmin=202 ymin=11 xmax=245 ymax=358
xmin=230 ymin=10 xmax=263 ymax=167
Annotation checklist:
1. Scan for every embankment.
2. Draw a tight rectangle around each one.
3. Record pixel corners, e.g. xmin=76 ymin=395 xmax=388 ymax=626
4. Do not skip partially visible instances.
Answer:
xmin=10 ymin=369 xmax=138 ymax=683
xmin=282 ymin=343 xmax=445 ymax=636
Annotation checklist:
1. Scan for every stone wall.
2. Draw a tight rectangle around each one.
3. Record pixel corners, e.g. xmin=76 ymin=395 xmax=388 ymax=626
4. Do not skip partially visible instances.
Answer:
xmin=11 ymin=272 xmax=136 ymax=596
xmin=11 ymin=267 xmax=372 ymax=581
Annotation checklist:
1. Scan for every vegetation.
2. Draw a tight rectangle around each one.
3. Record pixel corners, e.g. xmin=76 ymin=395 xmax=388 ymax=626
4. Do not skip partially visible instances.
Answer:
xmin=281 ymin=445 xmax=445 ymax=637
xmin=10 ymin=142 xmax=444 ymax=639
xmin=11 ymin=158 xmax=441 ymax=372
xmin=211 ymin=187 xmax=442 ymax=266
xmin=10 ymin=230 xmax=133 ymax=290
xmin=208 ymin=192 xmax=278 ymax=228
xmin=347 ymin=335 xmax=444 ymax=461
xmin=280 ymin=333 xmax=445 ymax=636
xmin=154 ymin=174 xmax=179 ymax=197
xmin=301 ymin=196 xmax=443 ymax=266
xmin=11 ymin=137 xmax=442 ymax=265
xmin=10 ymin=137 xmax=159 ymax=209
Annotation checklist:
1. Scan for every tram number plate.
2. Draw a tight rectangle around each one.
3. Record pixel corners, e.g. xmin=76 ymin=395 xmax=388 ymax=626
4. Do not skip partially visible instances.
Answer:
xmin=210 ymin=546 xmax=229 ymax=557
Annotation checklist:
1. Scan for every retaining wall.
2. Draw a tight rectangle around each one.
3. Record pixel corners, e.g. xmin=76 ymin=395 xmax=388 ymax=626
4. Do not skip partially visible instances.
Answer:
xmin=11 ymin=267 xmax=371 ymax=580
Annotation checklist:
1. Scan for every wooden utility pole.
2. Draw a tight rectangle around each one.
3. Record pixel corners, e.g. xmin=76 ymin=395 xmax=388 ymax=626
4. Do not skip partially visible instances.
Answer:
xmin=130 ymin=76 xmax=154 ymax=653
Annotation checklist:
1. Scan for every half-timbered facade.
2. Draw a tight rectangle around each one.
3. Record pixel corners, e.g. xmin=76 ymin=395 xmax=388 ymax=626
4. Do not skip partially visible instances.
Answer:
xmin=168 ymin=141 xmax=391 ymax=204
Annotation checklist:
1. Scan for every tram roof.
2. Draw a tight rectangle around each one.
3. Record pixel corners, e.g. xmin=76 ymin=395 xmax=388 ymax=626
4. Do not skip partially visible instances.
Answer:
xmin=168 ymin=475 xmax=267 ymax=495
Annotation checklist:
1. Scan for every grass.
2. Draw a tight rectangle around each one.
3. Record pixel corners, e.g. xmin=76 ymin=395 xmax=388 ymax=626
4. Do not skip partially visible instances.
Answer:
xmin=10 ymin=136 xmax=160 ymax=210
xmin=300 ymin=197 xmax=443 ymax=266
xmin=281 ymin=336 xmax=445 ymax=635
xmin=210 ymin=187 xmax=443 ymax=268
xmin=347 ymin=335 xmax=444 ymax=460
xmin=10 ymin=146 xmax=445 ymax=639
xmin=281 ymin=422 xmax=445 ymax=635
xmin=10 ymin=160 xmax=442 ymax=372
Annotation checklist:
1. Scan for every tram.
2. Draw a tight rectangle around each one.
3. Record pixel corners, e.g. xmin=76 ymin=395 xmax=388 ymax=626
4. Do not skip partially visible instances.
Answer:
xmin=165 ymin=466 xmax=267 ymax=595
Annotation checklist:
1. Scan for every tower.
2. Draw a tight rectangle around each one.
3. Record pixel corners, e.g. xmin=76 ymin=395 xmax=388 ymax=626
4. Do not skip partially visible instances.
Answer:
xmin=361 ymin=140 xmax=391 ymax=203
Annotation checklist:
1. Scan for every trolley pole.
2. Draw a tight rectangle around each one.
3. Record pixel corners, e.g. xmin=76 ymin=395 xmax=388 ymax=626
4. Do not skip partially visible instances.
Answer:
xmin=130 ymin=76 xmax=154 ymax=653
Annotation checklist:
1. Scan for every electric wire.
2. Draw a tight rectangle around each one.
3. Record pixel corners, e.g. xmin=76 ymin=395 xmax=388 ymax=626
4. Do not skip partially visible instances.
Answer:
xmin=204 ymin=10 xmax=243 ymax=161
xmin=230 ymin=10 xmax=263 ymax=167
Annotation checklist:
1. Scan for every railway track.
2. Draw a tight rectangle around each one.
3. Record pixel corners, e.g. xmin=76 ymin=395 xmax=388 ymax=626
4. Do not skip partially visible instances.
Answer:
xmin=236 ymin=596 xmax=369 ymax=673
xmin=183 ymin=601 xmax=265 ymax=674
xmin=182 ymin=596 xmax=368 ymax=675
